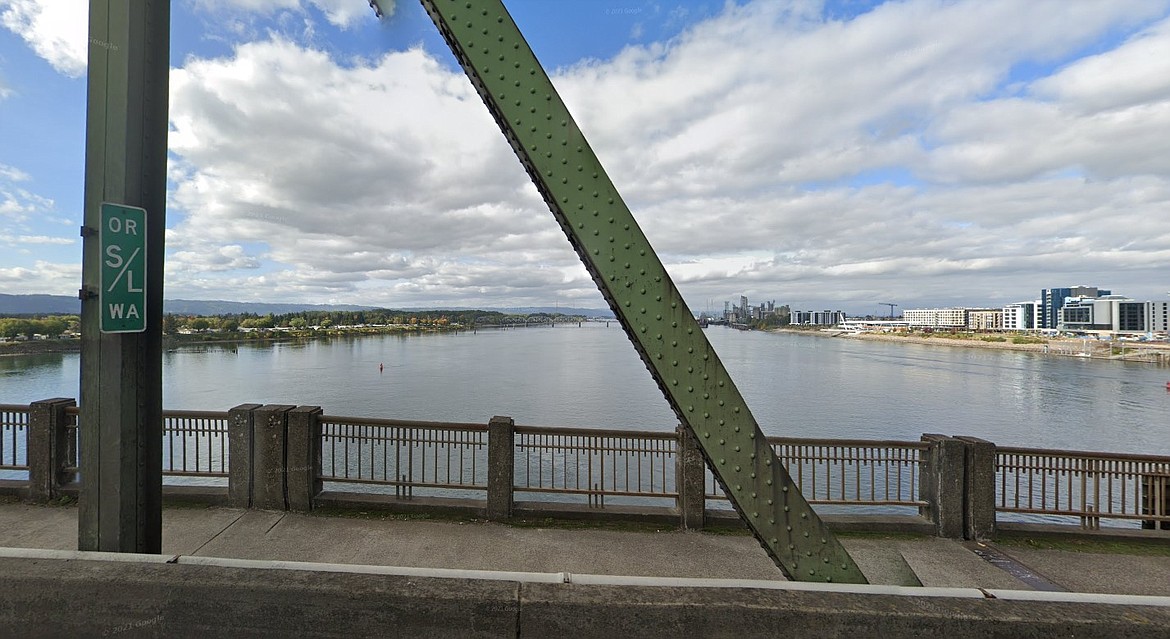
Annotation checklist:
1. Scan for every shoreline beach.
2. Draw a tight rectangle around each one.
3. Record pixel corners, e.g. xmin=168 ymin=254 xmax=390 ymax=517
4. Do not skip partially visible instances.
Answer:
xmin=771 ymin=327 xmax=1170 ymax=363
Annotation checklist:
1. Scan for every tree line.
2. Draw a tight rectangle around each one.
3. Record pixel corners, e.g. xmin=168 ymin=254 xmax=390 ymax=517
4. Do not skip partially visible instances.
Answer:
xmin=0 ymin=315 xmax=77 ymax=339
xmin=0 ymin=309 xmax=591 ymax=338
xmin=162 ymin=309 xmax=588 ymax=334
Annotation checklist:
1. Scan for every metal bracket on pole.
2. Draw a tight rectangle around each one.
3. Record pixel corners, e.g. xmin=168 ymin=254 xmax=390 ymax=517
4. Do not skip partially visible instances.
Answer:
xmin=419 ymin=0 xmax=865 ymax=583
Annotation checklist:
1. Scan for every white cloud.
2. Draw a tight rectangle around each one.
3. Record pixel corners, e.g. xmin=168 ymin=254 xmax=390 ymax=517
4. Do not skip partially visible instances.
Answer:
xmin=0 ymin=260 xmax=79 ymax=293
xmin=0 ymin=233 xmax=74 ymax=246
xmin=0 ymin=0 xmax=87 ymax=77
xmin=0 ymin=181 xmax=53 ymax=222
xmin=159 ymin=0 xmax=1170 ymax=309
xmin=192 ymin=0 xmax=387 ymax=29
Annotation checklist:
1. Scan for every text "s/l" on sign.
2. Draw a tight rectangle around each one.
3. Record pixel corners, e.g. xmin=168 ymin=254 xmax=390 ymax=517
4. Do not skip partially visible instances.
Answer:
xmin=100 ymin=203 xmax=147 ymax=333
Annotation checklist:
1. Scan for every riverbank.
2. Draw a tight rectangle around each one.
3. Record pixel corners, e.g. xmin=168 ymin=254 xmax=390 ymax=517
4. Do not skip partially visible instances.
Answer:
xmin=772 ymin=327 xmax=1170 ymax=363
xmin=0 ymin=325 xmax=467 ymax=357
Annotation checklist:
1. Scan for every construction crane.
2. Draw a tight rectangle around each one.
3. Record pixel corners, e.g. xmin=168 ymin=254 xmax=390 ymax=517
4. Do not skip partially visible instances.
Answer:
xmin=881 ymin=302 xmax=898 ymax=319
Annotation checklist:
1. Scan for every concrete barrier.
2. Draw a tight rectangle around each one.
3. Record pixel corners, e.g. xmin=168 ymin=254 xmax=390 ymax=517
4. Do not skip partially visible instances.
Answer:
xmin=2 ymin=551 xmax=1169 ymax=638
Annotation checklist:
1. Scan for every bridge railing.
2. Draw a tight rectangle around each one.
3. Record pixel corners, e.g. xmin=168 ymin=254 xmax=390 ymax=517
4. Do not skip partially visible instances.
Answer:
xmin=60 ymin=406 xmax=229 ymax=480
xmin=318 ymin=415 xmax=488 ymax=497
xmin=0 ymin=404 xmax=29 ymax=475
xmin=704 ymin=438 xmax=928 ymax=510
xmin=3 ymin=399 xmax=1169 ymax=535
xmin=996 ymin=447 xmax=1170 ymax=529
xmin=514 ymin=425 xmax=678 ymax=506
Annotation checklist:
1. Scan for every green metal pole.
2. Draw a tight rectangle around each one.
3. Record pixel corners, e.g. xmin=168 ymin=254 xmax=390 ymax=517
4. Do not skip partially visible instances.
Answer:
xmin=78 ymin=0 xmax=169 ymax=553
xmin=419 ymin=0 xmax=865 ymax=583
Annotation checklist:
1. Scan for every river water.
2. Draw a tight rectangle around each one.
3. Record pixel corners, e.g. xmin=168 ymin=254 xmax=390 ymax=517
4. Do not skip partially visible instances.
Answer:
xmin=2 ymin=324 xmax=1167 ymax=455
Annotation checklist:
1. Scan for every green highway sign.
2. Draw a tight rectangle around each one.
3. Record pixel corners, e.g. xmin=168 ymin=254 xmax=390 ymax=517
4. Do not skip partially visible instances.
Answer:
xmin=100 ymin=202 xmax=147 ymax=333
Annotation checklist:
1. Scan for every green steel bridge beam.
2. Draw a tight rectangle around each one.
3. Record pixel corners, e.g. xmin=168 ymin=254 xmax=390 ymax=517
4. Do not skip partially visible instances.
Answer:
xmin=418 ymin=0 xmax=866 ymax=583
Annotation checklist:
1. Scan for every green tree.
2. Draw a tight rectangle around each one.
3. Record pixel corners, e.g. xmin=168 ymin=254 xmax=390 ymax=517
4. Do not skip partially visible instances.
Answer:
xmin=39 ymin=317 xmax=68 ymax=337
xmin=189 ymin=318 xmax=212 ymax=331
xmin=289 ymin=317 xmax=308 ymax=330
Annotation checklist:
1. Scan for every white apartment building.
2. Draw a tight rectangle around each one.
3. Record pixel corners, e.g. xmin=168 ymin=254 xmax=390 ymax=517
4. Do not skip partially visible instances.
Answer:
xmin=968 ymin=309 xmax=1003 ymax=331
xmin=1002 ymin=302 xmax=1036 ymax=331
xmin=902 ymin=308 xmax=968 ymax=328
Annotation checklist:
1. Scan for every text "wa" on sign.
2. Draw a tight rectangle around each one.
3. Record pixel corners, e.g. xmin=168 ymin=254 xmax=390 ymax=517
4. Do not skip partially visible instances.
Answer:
xmin=100 ymin=203 xmax=147 ymax=333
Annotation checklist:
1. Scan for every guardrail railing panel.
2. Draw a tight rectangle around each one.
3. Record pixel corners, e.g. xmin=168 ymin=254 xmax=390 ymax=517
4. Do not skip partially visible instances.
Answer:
xmin=163 ymin=410 xmax=229 ymax=477
xmin=0 ymin=404 xmax=30 ymax=472
xmin=319 ymin=416 xmax=488 ymax=496
xmin=996 ymin=447 xmax=1170 ymax=528
xmin=514 ymin=426 xmax=678 ymax=505
xmin=706 ymin=438 xmax=927 ymax=508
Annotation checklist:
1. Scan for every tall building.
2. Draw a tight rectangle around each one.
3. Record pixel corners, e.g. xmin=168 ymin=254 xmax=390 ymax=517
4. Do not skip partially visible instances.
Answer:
xmin=1002 ymin=302 xmax=1035 ymax=330
xmin=1039 ymin=286 xmax=1111 ymax=329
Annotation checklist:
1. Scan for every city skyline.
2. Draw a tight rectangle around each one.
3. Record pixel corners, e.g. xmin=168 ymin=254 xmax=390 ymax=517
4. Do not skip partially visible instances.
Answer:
xmin=2 ymin=0 xmax=1169 ymax=314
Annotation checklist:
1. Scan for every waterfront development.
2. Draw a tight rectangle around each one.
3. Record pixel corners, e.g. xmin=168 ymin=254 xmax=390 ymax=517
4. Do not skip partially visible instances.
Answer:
xmin=3 ymin=323 xmax=1166 ymax=456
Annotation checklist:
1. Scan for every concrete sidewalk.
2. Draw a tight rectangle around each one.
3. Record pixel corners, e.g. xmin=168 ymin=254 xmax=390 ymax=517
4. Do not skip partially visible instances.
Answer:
xmin=1 ymin=501 xmax=1168 ymax=596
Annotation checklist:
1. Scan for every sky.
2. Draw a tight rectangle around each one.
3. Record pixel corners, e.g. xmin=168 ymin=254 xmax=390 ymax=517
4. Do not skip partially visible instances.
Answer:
xmin=1 ymin=0 xmax=1169 ymax=317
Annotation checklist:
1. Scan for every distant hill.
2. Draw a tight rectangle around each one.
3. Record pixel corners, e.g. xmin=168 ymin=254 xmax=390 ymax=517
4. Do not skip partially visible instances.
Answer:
xmin=163 ymin=299 xmax=378 ymax=316
xmin=0 ymin=294 xmax=616 ymax=318
xmin=0 ymin=294 xmax=79 ymax=315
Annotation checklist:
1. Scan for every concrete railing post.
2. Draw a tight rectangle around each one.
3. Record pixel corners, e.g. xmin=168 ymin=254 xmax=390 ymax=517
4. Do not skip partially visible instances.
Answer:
xmin=957 ymin=436 xmax=996 ymax=540
xmin=920 ymin=434 xmax=965 ymax=538
xmin=676 ymin=424 xmax=706 ymax=530
xmin=252 ymin=405 xmax=295 ymax=511
xmin=27 ymin=398 xmax=76 ymax=501
xmin=227 ymin=404 xmax=262 ymax=508
xmin=486 ymin=416 xmax=515 ymax=520
xmin=286 ymin=406 xmax=323 ymax=512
